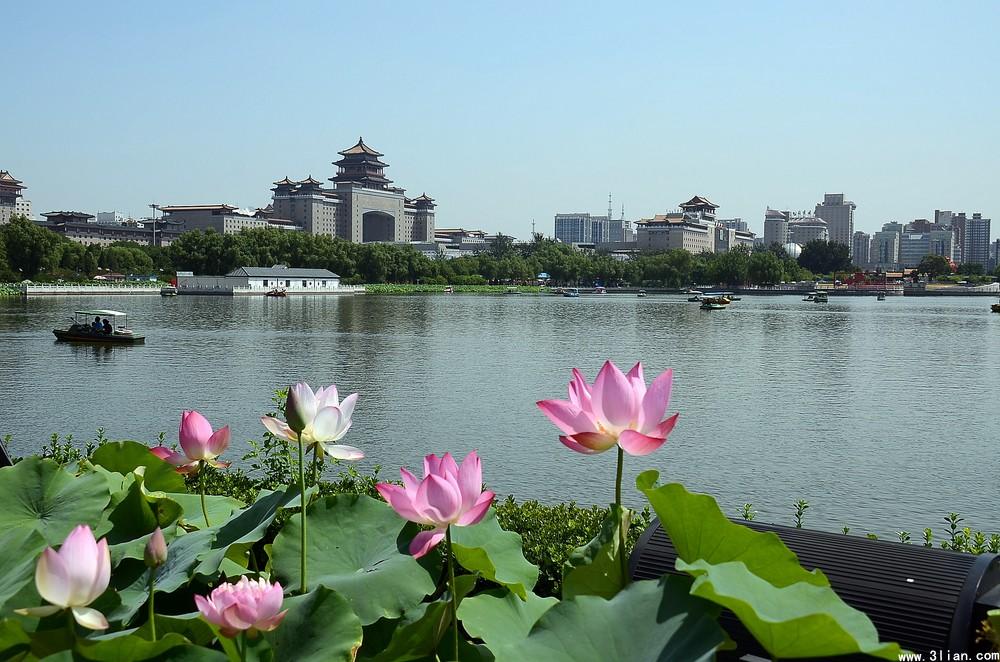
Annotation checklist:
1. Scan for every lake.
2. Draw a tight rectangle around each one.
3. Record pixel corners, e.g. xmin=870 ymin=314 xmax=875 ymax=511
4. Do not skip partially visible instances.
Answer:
xmin=1 ymin=292 xmax=998 ymax=538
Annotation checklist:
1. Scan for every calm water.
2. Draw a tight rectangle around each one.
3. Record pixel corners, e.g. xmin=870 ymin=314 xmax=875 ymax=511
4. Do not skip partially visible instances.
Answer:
xmin=2 ymin=293 xmax=998 ymax=537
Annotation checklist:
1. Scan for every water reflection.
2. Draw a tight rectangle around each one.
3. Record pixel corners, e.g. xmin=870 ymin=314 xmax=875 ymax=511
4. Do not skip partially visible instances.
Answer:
xmin=1 ymin=293 xmax=998 ymax=537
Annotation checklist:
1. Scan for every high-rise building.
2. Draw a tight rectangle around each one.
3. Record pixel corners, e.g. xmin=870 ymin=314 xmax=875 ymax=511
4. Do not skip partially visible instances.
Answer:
xmin=96 ymin=211 xmax=126 ymax=225
xmin=554 ymin=213 xmax=593 ymax=244
xmin=814 ymin=193 xmax=856 ymax=254
xmin=898 ymin=230 xmax=954 ymax=268
xmin=852 ymin=231 xmax=871 ymax=267
xmin=964 ymin=213 xmax=991 ymax=267
xmin=787 ymin=214 xmax=829 ymax=245
xmin=719 ymin=217 xmax=749 ymax=232
xmin=871 ymin=230 xmax=900 ymax=270
xmin=763 ymin=208 xmax=789 ymax=246
xmin=0 ymin=170 xmax=26 ymax=225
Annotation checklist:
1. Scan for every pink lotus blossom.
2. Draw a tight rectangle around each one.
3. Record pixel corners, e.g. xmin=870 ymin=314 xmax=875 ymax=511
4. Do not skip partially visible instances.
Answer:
xmin=195 ymin=576 xmax=287 ymax=638
xmin=15 ymin=525 xmax=111 ymax=630
xmin=151 ymin=410 xmax=231 ymax=474
xmin=261 ymin=382 xmax=363 ymax=461
xmin=377 ymin=451 xmax=495 ymax=558
xmin=537 ymin=360 xmax=679 ymax=456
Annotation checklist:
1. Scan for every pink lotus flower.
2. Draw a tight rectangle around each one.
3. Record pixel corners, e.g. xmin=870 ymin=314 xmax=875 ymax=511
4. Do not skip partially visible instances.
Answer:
xmin=15 ymin=525 xmax=111 ymax=630
xmin=537 ymin=360 xmax=679 ymax=456
xmin=151 ymin=410 xmax=231 ymax=474
xmin=377 ymin=451 xmax=495 ymax=558
xmin=195 ymin=576 xmax=287 ymax=638
xmin=261 ymin=382 xmax=363 ymax=461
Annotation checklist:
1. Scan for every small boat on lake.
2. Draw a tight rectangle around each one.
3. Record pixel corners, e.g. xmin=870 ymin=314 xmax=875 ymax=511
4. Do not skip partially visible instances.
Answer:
xmin=813 ymin=291 xmax=829 ymax=303
xmin=593 ymin=287 xmax=607 ymax=295
xmin=803 ymin=291 xmax=818 ymax=301
xmin=444 ymin=286 xmax=454 ymax=294
xmin=877 ymin=291 xmax=886 ymax=301
xmin=53 ymin=309 xmax=145 ymax=344
xmin=265 ymin=288 xmax=287 ymax=297
xmin=687 ymin=290 xmax=704 ymax=302
xmin=563 ymin=288 xmax=580 ymax=298
xmin=700 ymin=296 xmax=730 ymax=310
xmin=637 ymin=289 xmax=647 ymax=298
xmin=992 ymin=302 xmax=1000 ymax=313
xmin=160 ymin=286 xmax=178 ymax=297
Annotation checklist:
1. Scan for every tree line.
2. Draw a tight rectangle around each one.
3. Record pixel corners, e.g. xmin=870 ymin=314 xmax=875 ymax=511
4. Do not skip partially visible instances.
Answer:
xmin=4 ymin=215 xmax=993 ymax=287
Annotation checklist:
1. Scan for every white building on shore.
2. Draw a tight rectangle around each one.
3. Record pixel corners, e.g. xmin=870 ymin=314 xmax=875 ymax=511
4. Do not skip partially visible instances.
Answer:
xmin=176 ymin=266 xmax=359 ymax=295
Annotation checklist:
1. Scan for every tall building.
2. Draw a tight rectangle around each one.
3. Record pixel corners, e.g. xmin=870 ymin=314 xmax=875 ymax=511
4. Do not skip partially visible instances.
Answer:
xmin=96 ymin=211 xmax=126 ymax=225
xmin=554 ymin=213 xmax=593 ymax=244
xmin=271 ymin=138 xmax=435 ymax=243
xmin=964 ymin=213 xmax=991 ymax=267
xmin=634 ymin=196 xmax=753 ymax=254
xmin=0 ymin=170 xmax=26 ymax=225
xmin=814 ymin=193 xmax=856 ymax=253
xmin=898 ymin=230 xmax=954 ymax=268
xmin=852 ymin=231 xmax=871 ymax=267
xmin=763 ymin=208 xmax=790 ymax=246
xmin=719 ymin=217 xmax=749 ymax=232
xmin=871 ymin=226 xmax=901 ymax=270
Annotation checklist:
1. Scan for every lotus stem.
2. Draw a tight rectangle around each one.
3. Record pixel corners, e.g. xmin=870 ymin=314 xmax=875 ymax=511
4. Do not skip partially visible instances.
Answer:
xmin=311 ymin=444 xmax=320 ymax=487
xmin=446 ymin=526 xmax=459 ymax=662
xmin=239 ymin=631 xmax=248 ymax=662
xmin=199 ymin=461 xmax=211 ymax=528
xmin=616 ymin=446 xmax=628 ymax=585
xmin=297 ymin=431 xmax=307 ymax=594
xmin=147 ymin=570 xmax=156 ymax=641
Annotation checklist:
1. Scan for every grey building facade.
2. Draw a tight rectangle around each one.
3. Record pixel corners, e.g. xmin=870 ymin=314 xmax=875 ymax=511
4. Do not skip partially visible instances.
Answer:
xmin=814 ymin=193 xmax=856 ymax=253
xmin=0 ymin=170 xmax=25 ymax=225
xmin=852 ymin=231 xmax=871 ymax=267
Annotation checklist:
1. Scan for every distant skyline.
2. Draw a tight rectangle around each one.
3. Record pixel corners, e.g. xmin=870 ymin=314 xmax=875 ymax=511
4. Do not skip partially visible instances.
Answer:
xmin=4 ymin=1 xmax=998 ymax=239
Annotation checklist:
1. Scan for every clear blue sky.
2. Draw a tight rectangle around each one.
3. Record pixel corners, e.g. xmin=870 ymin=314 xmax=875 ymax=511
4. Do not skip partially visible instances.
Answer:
xmin=4 ymin=1 xmax=998 ymax=238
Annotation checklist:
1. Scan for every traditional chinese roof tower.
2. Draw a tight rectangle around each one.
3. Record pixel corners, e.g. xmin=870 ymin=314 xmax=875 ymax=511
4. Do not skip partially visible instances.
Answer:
xmin=331 ymin=137 xmax=392 ymax=190
xmin=296 ymin=175 xmax=324 ymax=193
xmin=679 ymin=195 xmax=719 ymax=221
xmin=271 ymin=177 xmax=297 ymax=196
xmin=0 ymin=170 xmax=25 ymax=207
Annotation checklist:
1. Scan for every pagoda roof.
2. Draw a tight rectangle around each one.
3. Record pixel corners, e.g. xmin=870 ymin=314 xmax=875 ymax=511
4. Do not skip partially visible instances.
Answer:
xmin=679 ymin=196 xmax=719 ymax=209
xmin=338 ymin=137 xmax=383 ymax=157
xmin=414 ymin=193 xmax=435 ymax=202
xmin=296 ymin=176 xmax=323 ymax=186
xmin=43 ymin=211 xmax=95 ymax=220
xmin=272 ymin=177 xmax=296 ymax=186
xmin=0 ymin=170 xmax=24 ymax=187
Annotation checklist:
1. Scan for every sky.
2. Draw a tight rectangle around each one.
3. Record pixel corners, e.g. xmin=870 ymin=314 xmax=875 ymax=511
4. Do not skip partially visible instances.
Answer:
xmin=4 ymin=1 xmax=999 ymax=238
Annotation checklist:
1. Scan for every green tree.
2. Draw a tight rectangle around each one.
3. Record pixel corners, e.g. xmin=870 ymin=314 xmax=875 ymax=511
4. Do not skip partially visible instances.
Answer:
xmin=917 ymin=254 xmax=951 ymax=277
xmin=748 ymin=250 xmax=784 ymax=285
xmin=0 ymin=216 xmax=63 ymax=279
xmin=710 ymin=246 xmax=751 ymax=287
xmin=797 ymin=240 xmax=851 ymax=275
xmin=957 ymin=262 xmax=984 ymax=276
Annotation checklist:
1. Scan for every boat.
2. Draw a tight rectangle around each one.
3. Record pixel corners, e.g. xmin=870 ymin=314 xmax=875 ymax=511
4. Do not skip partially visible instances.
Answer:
xmin=802 ymin=291 xmax=818 ymax=302
xmin=563 ymin=288 xmax=580 ymax=298
xmin=504 ymin=287 xmax=521 ymax=295
xmin=637 ymin=289 xmax=647 ymax=298
xmin=992 ymin=303 xmax=1000 ymax=313
xmin=53 ymin=309 xmax=145 ymax=344
xmin=552 ymin=287 xmax=564 ymax=295
xmin=877 ymin=291 xmax=886 ymax=301
xmin=443 ymin=286 xmax=454 ymax=294
xmin=265 ymin=288 xmax=287 ymax=297
xmin=700 ymin=296 xmax=730 ymax=310
xmin=159 ymin=286 xmax=178 ymax=297
xmin=687 ymin=290 xmax=704 ymax=302
xmin=813 ymin=291 xmax=829 ymax=303
xmin=593 ymin=287 xmax=607 ymax=295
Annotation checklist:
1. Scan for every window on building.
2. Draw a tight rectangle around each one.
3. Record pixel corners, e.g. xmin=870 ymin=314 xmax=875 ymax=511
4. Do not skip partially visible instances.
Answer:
xmin=264 ymin=280 xmax=269 ymax=287
xmin=322 ymin=280 xmax=327 ymax=286
xmin=302 ymin=280 xmax=307 ymax=287
xmin=285 ymin=280 xmax=290 ymax=287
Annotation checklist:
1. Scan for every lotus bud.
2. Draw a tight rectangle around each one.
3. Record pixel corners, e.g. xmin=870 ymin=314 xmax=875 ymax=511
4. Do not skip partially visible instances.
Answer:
xmin=284 ymin=384 xmax=308 ymax=434
xmin=144 ymin=527 xmax=167 ymax=568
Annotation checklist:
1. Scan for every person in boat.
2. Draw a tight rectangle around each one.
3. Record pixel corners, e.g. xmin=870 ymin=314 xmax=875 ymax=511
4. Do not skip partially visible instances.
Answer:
xmin=102 ymin=318 xmax=113 ymax=335
xmin=91 ymin=316 xmax=103 ymax=333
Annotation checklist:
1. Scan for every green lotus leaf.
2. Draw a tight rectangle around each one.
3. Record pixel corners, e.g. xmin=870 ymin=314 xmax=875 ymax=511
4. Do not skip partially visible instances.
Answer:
xmin=90 ymin=440 xmax=186 ymax=493
xmin=680 ymin=558 xmax=901 ymax=659
xmin=449 ymin=510 xmax=538 ymax=599
xmin=489 ymin=575 xmax=725 ymax=662
xmin=271 ymin=494 xmax=437 ymax=625
xmin=361 ymin=575 xmax=476 ymax=662
xmin=637 ymin=472 xmax=901 ymax=660
xmin=0 ymin=457 xmax=111 ymax=544
xmin=73 ymin=631 xmax=195 ymax=661
xmin=458 ymin=588 xmax=558 ymax=650
xmin=561 ymin=503 xmax=631 ymax=599
xmin=0 ymin=528 xmax=48 ymax=614
xmin=266 ymin=586 xmax=364 ymax=662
